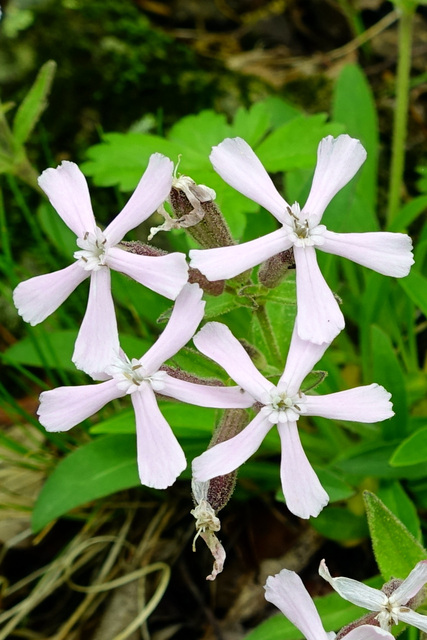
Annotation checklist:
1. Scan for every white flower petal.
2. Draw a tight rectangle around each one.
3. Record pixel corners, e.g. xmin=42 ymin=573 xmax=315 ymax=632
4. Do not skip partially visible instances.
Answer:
xmin=13 ymin=262 xmax=89 ymax=326
xmin=321 ymin=231 xmax=414 ymax=277
xmin=189 ymin=227 xmax=290 ymax=281
xmin=140 ymin=283 xmax=205 ymax=374
xmin=132 ymin=384 xmax=186 ymax=489
xmin=104 ymin=154 xmax=173 ymax=246
xmin=392 ymin=560 xmax=427 ymax=605
xmin=265 ymin=569 xmax=333 ymax=640
xmin=305 ymin=384 xmax=394 ymax=423
xmin=192 ymin=412 xmax=273 ymax=482
xmin=396 ymin=609 xmax=427 ymax=632
xmin=210 ymin=137 xmax=289 ymax=223
xmin=319 ymin=560 xmax=386 ymax=611
xmin=193 ymin=322 xmax=274 ymax=403
xmin=302 ymin=135 xmax=367 ymax=226
xmin=345 ymin=626 xmax=394 ymax=640
xmin=294 ymin=245 xmax=344 ymax=344
xmin=72 ymin=268 xmax=119 ymax=376
xmin=107 ymin=247 xmax=188 ymax=300
xmin=38 ymin=161 xmax=96 ymax=237
xmin=37 ymin=379 xmax=123 ymax=432
xmin=278 ymin=421 xmax=329 ymax=518
xmin=279 ymin=324 xmax=329 ymax=396
xmin=160 ymin=374 xmax=254 ymax=408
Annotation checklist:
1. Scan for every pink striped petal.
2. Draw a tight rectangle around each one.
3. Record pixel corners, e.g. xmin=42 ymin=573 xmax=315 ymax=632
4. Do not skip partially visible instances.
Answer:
xmin=192 ymin=412 xmax=273 ymax=482
xmin=72 ymin=268 xmax=119 ymax=376
xmin=279 ymin=324 xmax=329 ymax=395
xmin=319 ymin=560 xmax=386 ymax=611
xmin=392 ymin=560 xmax=427 ymax=605
xmin=38 ymin=161 xmax=96 ymax=237
xmin=107 ymin=247 xmax=188 ymax=300
xmin=346 ymin=627 xmax=394 ymax=640
xmin=193 ymin=322 xmax=274 ymax=403
xmin=13 ymin=262 xmax=88 ymax=326
xmin=320 ymin=230 xmax=414 ymax=277
xmin=305 ymin=384 xmax=393 ymax=422
xmin=132 ymin=384 xmax=186 ymax=488
xmin=302 ymin=135 xmax=367 ymax=226
xmin=140 ymin=283 xmax=205 ymax=374
xmin=210 ymin=137 xmax=289 ymax=223
xmin=278 ymin=421 xmax=329 ymax=518
xmin=265 ymin=570 xmax=333 ymax=640
xmin=189 ymin=227 xmax=290 ymax=281
xmin=37 ymin=379 xmax=124 ymax=432
xmin=160 ymin=374 xmax=254 ymax=408
xmin=104 ymin=154 xmax=173 ymax=246
xmin=294 ymin=245 xmax=344 ymax=344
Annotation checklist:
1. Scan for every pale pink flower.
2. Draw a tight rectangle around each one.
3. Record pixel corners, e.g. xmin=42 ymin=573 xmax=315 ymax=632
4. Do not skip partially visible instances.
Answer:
xmin=189 ymin=136 xmax=414 ymax=344
xmin=191 ymin=321 xmax=393 ymax=518
xmin=320 ymin=559 xmax=427 ymax=633
xmin=37 ymin=284 xmax=253 ymax=489
xmin=13 ymin=155 xmax=189 ymax=376
xmin=265 ymin=568 xmax=395 ymax=640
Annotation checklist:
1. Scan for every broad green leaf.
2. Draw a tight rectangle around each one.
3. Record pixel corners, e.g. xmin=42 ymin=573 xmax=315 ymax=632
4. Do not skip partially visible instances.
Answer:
xmin=3 ymin=330 xmax=151 ymax=372
xmin=245 ymin=575 xmax=383 ymax=640
xmin=332 ymin=64 xmax=378 ymax=211
xmin=231 ymin=102 xmax=271 ymax=147
xmin=32 ymin=434 xmax=140 ymax=532
xmin=335 ymin=441 xmax=427 ymax=480
xmin=363 ymin=491 xmax=427 ymax=580
xmin=256 ymin=114 xmax=344 ymax=172
xmin=258 ymin=96 xmax=301 ymax=129
xmin=398 ymin=269 xmax=427 ymax=318
xmin=377 ymin=481 xmax=422 ymax=541
xmin=370 ymin=325 xmax=407 ymax=439
xmin=12 ymin=60 xmax=57 ymax=145
xmin=390 ymin=426 xmax=427 ymax=466
xmin=168 ymin=110 xmax=232 ymax=167
xmin=387 ymin=195 xmax=427 ymax=231
xmin=310 ymin=506 xmax=368 ymax=541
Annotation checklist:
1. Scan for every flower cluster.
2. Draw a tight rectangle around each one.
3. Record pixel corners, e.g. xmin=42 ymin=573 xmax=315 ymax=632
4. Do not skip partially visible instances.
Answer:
xmin=13 ymin=134 xmax=415 ymax=591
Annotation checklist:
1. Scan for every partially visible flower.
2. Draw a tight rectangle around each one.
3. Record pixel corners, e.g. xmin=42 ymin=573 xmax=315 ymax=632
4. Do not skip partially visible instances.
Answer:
xmin=265 ymin=568 xmax=394 ymax=640
xmin=37 ymin=284 xmax=254 ymax=489
xmin=13 ymin=155 xmax=189 ymax=376
xmin=319 ymin=559 xmax=427 ymax=633
xmin=192 ymin=321 xmax=393 ymax=519
xmin=189 ymin=136 xmax=414 ymax=344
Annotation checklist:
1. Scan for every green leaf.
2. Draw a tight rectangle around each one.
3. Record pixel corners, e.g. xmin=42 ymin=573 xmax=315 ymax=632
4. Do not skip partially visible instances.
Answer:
xmin=377 ymin=481 xmax=422 ymax=541
xmin=310 ymin=506 xmax=368 ymax=541
xmin=245 ymin=575 xmax=383 ymax=640
xmin=204 ymin=291 xmax=253 ymax=319
xmin=12 ymin=60 xmax=57 ymax=145
xmin=387 ymin=195 xmax=427 ymax=231
xmin=256 ymin=114 xmax=344 ymax=172
xmin=231 ymin=102 xmax=271 ymax=147
xmin=370 ymin=325 xmax=407 ymax=439
xmin=37 ymin=201 xmax=76 ymax=256
xmin=32 ymin=434 xmax=140 ymax=532
xmin=363 ymin=491 xmax=427 ymax=580
xmin=398 ymin=269 xmax=427 ymax=318
xmin=332 ymin=64 xmax=379 ymax=211
xmin=390 ymin=426 xmax=427 ymax=466
xmin=335 ymin=441 xmax=427 ymax=480
xmin=168 ymin=110 xmax=232 ymax=167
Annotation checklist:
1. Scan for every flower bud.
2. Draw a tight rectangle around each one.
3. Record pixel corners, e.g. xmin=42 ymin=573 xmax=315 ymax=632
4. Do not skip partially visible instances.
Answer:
xmin=258 ymin=249 xmax=295 ymax=289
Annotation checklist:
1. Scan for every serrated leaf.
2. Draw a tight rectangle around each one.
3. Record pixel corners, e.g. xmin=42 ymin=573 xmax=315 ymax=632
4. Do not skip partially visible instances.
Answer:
xmin=390 ymin=426 xmax=427 ymax=466
xmin=32 ymin=434 xmax=140 ymax=532
xmin=12 ymin=60 xmax=56 ymax=145
xmin=256 ymin=114 xmax=344 ymax=172
xmin=363 ymin=491 xmax=427 ymax=580
xmin=231 ymin=102 xmax=271 ymax=147
xmin=168 ymin=110 xmax=232 ymax=167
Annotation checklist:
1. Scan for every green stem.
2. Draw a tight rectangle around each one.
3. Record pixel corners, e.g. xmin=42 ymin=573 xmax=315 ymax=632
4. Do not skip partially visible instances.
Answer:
xmin=255 ymin=304 xmax=282 ymax=365
xmin=387 ymin=8 xmax=415 ymax=226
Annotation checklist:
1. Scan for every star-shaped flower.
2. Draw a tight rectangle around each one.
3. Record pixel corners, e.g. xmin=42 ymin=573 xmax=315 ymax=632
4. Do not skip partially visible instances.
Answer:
xmin=265 ymin=568 xmax=395 ymax=640
xmin=189 ymin=135 xmax=414 ymax=344
xmin=37 ymin=284 xmax=254 ymax=489
xmin=319 ymin=559 xmax=427 ymax=633
xmin=192 ymin=321 xmax=393 ymax=518
xmin=13 ymin=155 xmax=189 ymax=376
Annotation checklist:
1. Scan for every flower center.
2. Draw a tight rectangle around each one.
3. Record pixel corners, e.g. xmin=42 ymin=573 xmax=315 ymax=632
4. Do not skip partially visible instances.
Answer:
xmin=107 ymin=357 xmax=167 ymax=395
xmin=261 ymin=387 xmax=307 ymax=424
xmin=376 ymin=598 xmax=408 ymax=630
xmin=284 ymin=203 xmax=326 ymax=248
xmin=74 ymin=227 xmax=108 ymax=271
